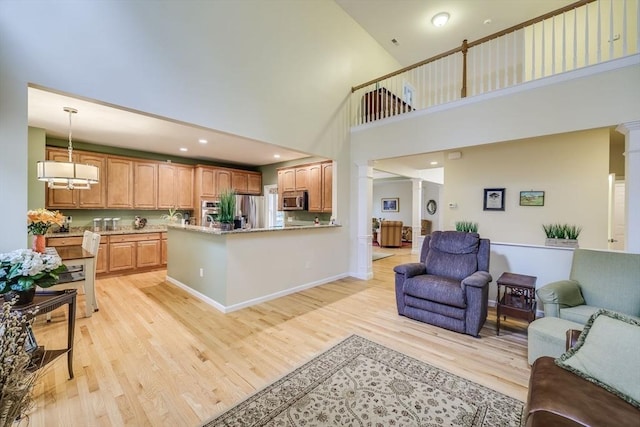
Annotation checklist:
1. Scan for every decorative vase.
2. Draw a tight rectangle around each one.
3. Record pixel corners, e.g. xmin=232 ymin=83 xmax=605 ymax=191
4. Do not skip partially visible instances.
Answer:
xmin=32 ymin=234 xmax=46 ymax=253
xmin=3 ymin=288 xmax=36 ymax=306
xmin=220 ymin=222 xmax=234 ymax=231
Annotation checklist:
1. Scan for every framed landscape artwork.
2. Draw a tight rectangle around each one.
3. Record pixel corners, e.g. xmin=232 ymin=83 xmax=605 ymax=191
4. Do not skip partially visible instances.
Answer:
xmin=483 ymin=188 xmax=505 ymax=211
xmin=381 ymin=198 xmax=399 ymax=212
xmin=520 ymin=191 xmax=545 ymax=206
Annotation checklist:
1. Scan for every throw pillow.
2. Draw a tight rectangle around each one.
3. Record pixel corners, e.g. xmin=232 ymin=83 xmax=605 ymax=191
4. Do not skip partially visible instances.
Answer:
xmin=555 ymin=309 xmax=640 ymax=409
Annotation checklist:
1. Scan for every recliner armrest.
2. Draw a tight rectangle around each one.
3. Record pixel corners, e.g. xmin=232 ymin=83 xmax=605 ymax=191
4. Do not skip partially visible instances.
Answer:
xmin=461 ymin=271 xmax=492 ymax=288
xmin=393 ymin=263 xmax=426 ymax=278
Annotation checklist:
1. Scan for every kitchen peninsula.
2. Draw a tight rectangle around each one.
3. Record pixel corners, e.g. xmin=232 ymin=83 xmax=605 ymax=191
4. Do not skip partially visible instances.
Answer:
xmin=165 ymin=223 xmax=344 ymax=312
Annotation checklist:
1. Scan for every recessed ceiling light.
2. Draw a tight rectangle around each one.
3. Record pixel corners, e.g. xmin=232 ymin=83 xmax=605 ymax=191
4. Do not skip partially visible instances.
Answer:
xmin=484 ymin=18 xmax=492 ymax=25
xmin=430 ymin=161 xmax=438 ymax=165
xmin=198 ymin=139 xmax=208 ymax=144
xmin=179 ymin=147 xmax=188 ymax=152
xmin=273 ymin=154 xmax=281 ymax=159
xmin=431 ymin=12 xmax=450 ymax=27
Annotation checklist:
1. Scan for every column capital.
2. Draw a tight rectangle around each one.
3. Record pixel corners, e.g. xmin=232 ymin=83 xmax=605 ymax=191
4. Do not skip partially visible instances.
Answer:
xmin=616 ymin=120 xmax=640 ymax=136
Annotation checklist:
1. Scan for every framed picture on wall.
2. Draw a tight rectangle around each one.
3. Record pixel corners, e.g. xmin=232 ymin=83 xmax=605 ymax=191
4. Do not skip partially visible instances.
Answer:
xmin=483 ymin=188 xmax=505 ymax=211
xmin=520 ymin=190 xmax=545 ymax=206
xmin=381 ymin=198 xmax=399 ymax=212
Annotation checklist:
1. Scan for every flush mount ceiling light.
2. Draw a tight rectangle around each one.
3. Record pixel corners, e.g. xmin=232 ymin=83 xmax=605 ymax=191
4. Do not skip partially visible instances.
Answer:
xmin=37 ymin=107 xmax=99 ymax=190
xmin=431 ymin=12 xmax=450 ymax=27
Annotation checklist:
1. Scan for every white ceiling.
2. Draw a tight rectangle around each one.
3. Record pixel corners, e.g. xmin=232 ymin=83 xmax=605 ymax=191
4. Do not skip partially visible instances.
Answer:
xmin=27 ymin=1 xmax=576 ymax=170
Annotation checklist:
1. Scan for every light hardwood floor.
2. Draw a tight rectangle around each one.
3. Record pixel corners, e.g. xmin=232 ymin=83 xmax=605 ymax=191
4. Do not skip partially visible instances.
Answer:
xmin=30 ymin=247 xmax=531 ymax=426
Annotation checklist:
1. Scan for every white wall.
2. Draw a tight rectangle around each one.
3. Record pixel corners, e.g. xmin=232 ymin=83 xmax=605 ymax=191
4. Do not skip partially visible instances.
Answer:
xmin=422 ymin=181 xmax=442 ymax=232
xmin=443 ymin=128 xmax=610 ymax=248
xmin=0 ymin=1 xmax=400 ymax=253
xmin=372 ymin=179 xmax=412 ymax=224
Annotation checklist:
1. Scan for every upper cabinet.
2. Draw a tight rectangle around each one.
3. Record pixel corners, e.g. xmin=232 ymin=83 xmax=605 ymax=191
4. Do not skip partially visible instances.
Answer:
xmin=133 ymin=161 xmax=158 ymax=209
xmin=106 ymin=157 xmax=134 ymax=208
xmin=45 ymin=148 xmax=107 ymax=209
xmin=194 ymin=165 xmax=261 ymax=201
xmin=277 ymin=160 xmax=333 ymax=213
xmin=156 ymin=163 xmax=194 ymax=210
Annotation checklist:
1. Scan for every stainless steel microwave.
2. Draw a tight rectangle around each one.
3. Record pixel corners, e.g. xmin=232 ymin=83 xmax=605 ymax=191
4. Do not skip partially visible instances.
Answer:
xmin=282 ymin=191 xmax=308 ymax=211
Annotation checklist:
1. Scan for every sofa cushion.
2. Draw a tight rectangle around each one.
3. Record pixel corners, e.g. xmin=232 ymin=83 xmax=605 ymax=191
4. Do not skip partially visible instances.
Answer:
xmin=559 ymin=304 xmax=600 ymax=324
xmin=556 ymin=309 xmax=640 ymax=409
xmin=403 ymin=275 xmax=466 ymax=308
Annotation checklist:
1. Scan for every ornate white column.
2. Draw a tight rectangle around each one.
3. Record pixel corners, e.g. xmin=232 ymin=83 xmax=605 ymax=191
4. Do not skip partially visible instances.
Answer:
xmin=616 ymin=121 xmax=640 ymax=253
xmin=411 ymin=178 xmax=422 ymax=254
xmin=354 ymin=162 xmax=374 ymax=279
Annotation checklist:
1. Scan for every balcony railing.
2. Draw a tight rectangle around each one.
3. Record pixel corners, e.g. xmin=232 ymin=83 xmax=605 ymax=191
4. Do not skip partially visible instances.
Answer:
xmin=351 ymin=0 xmax=638 ymax=126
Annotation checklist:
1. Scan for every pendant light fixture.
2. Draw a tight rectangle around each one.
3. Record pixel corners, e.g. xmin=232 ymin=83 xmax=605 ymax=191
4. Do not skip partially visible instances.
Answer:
xmin=37 ymin=107 xmax=99 ymax=190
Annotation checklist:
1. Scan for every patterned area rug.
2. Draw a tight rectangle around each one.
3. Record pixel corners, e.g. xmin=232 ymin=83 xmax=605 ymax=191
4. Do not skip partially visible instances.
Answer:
xmin=203 ymin=335 xmax=525 ymax=427
xmin=372 ymin=252 xmax=394 ymax=261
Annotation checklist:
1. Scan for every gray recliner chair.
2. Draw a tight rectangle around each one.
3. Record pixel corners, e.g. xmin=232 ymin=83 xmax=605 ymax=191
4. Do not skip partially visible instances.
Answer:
xmin=393 ymin=231 xmax=492 ymax=337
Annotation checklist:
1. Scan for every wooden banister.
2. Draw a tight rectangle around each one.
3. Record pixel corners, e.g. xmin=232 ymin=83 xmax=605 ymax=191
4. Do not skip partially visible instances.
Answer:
xmin=351 ymin=0 xmax=597 ymax=94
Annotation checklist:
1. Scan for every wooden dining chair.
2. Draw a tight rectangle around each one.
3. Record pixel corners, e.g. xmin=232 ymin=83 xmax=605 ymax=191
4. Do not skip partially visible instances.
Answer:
xmin=48 ymin=231 xmax=101 ymax=318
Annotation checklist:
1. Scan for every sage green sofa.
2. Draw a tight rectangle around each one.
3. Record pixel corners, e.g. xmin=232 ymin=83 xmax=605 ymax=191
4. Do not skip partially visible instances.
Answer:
xmin=528 ymin=249 xmax=640 ymax=364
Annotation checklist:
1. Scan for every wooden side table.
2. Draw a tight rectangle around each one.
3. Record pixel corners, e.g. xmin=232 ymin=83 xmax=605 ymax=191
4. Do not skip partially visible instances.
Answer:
xmin=496 ymin=272 xmax=537 ymax=335
xmin=11 ymin=290 xmax=77 ymax=379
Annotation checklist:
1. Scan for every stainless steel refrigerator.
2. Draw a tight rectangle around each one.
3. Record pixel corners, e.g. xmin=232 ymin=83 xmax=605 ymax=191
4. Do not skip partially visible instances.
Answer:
xmin=235 ymin=195 xmax=266 ymax=229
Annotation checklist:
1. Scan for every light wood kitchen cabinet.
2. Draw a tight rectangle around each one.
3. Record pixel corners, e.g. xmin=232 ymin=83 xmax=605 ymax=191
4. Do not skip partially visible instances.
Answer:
xmin=282 ymin=169 xmax=295 ymax=192
xmin=295 ymin=167 xmax=309 ymax=190
xmin=45 ymin=236 xmax=83 ymax=247
xmin=77 ymin=153 xmax=107 ymax=208
xmin=278 ymin=161 xmax=332 ymax=213
xmin=108 ymin=241 xmax=136 ymax=272
xmin=232 ymin=171 xmax=248 ymax=194
xmin=45 ymin=148 xmax=78 ymax=209
xmin=95 ymin=242 xmax=108 ymax=274
xmin=195 ymin=166 xmax=216 ymax=198
xmin=158 ymin=163 xmax=194 ymax=210
xmin=216 ymin=169 xmax=232 ymax=194
xmin=308 ymin=164 xmax=322 ymax=212
xmin=247 ymin=172 xmax=262 ymax=195
xmin=175 ymin=165 xmax=194 ymax=209
xmin=161 ymin=232 xmax=167 ymax=265
xmin=108 ymin=233 xmax=162 ymax=272
xmin=45 ymin=148 xmax=107 ymax=209
xmin=321 ymin=161 xmax=333 ymax=213
xmin=106 ymin=157 xmax=134 ymax=208
xmin=136 ymin=240 xmax=161 ymax=268
xmin=134 ymin=161 xmax=158 ymax=209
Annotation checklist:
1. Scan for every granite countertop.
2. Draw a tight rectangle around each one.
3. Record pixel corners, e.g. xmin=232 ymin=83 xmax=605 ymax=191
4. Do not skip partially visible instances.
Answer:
xmin=166 ymin=223 xmax=340 ymax=235
xmin=46 ymin=225 xmax=168 ymax=238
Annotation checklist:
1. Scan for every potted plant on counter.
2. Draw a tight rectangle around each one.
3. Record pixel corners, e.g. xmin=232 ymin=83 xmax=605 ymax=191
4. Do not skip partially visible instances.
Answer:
xmin=161 ymin=207 xmax=183 ymax=224
xmin=218 ymin=190 xmax=236 ymax=231
xmin=543 ymin=223 xmax=582 ymax=248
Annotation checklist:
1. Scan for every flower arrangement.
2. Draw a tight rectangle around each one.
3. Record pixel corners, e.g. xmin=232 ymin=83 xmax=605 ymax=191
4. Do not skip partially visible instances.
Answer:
xmin=0 ymin=299 xmax=41 ymax=426
xmin=0 ymin=249 xmax=66 ymax=294
xmin=26 ymin=209 xmax=65 ymax=235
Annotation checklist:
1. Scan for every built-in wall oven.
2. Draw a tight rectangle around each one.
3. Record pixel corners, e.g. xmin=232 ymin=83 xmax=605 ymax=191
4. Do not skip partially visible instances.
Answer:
xmin=201 ymin=200 xmax=220 ymax=226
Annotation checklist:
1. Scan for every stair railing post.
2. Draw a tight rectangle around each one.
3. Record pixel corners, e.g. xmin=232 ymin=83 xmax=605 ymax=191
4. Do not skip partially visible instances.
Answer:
xmin=461 ymin=39 xmax=468 ymax=98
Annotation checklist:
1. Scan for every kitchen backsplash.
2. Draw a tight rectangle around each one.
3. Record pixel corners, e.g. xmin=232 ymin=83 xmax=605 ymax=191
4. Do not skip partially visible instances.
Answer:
xmin=54 ymin=209 xmax=194 ymax=230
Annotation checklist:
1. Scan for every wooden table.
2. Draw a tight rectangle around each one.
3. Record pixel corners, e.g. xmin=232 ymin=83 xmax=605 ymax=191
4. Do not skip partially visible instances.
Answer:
xmin=11 ymin=290 xmax=77 ymax=379
xmin=47 ymin=246 xmax=97 ymax=317
xmin=496 ymin=272 xmax=537 ymax=335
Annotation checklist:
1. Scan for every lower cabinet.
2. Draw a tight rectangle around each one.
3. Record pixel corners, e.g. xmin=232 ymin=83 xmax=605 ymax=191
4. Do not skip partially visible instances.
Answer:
xmin=161 ymin=232 xmax=167 ymax=265
xmin=95 ymin=243 xmax=108 ymax=274
xmin=48 ymin=231 xmax=165 ymax=277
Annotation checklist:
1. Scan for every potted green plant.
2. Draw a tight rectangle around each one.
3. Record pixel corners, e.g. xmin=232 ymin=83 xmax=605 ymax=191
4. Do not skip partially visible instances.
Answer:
xmin=161 ymin=207 xmax=183 ymax=223
xmin=455 ymin=221 xmax=478 ymax=233
xmin=0 ymin=249 xmax=67 ymax=305
xmin=543 ymin=223 xmax=582 ymax=248
xmin=218 ymin=190 xmax=236 ymax=231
